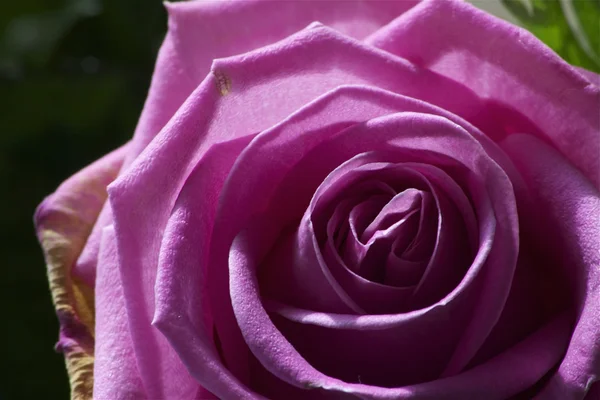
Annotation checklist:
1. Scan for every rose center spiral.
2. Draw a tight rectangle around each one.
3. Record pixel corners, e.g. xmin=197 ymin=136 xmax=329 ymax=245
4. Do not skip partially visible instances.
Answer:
xmin=329 ymin=183 xmax=436 ymax=288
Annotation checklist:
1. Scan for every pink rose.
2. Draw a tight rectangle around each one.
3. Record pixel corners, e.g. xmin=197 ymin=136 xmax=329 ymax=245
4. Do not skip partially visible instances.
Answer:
xmin=35 ymin=0 xmax=599 ymax=399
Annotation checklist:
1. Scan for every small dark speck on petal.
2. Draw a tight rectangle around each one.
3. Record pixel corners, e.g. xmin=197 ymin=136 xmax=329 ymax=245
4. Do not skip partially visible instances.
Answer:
xmin=213 ymin=70 xmax=231 ymax=96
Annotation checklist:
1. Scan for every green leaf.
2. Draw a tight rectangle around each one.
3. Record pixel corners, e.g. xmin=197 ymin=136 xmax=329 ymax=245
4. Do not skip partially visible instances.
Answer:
xmin=502 ymin=0 xmax=600 ymax=73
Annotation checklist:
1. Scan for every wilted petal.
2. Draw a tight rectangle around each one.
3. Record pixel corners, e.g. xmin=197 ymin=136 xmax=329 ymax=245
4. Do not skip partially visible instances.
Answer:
xmin=34 ymin=145 xmax=127 ymax=400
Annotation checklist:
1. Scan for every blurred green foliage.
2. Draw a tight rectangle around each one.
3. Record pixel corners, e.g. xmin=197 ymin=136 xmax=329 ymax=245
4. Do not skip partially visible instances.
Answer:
xmin=0 ymin=0 xmax=165 ymax=398
xmin=503 ymin=0 xmax=600 ymax=72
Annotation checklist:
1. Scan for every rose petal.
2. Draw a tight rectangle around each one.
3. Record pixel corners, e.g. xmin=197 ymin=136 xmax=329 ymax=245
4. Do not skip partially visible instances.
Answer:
xmin=73 ymin=28 xmax=196 ymax=284
xmin=384 ymin=255 xmax=425 ymax=288
xmin=304 ymin=157 xmax=470 ymax=313
xmin=345 ymin=195 xmax=392 ymax=269
xmin=502 ymin=134 xmax=600 ymax=399
xmin=232 ymin=219 xmax=569 ymax=399
xmin=362 ymin=188 xmax=424 ymax=243
xmin=227 ymin=109 xmax=517 ymax=392
xmin=166 ymin=0 xmax=420 ymax=83
xmin=94 ymin=226 xmax=145 ymax=399
xmin=239 ymin=83 xmax=499 ymax=319
xmin=367 ymin=0 xmax=600 ymax=187
xmin=153 ymin=135 xmax=261 ymax=399
xmin=469 ymin=243 xmax=568 ymax=377
xmin=358 ymin=207 xmax=424 ymax=284
xmin=575 ymin=67 xmax=600 ymax=87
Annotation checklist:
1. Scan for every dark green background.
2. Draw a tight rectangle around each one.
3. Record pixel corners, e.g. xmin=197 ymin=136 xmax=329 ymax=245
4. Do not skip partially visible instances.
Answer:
xmin=1 ymin=0 xmax=166 ymax=398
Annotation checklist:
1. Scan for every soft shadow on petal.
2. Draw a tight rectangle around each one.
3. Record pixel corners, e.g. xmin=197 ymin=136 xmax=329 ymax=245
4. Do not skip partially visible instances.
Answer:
xmin=231 ymin=217 xmax=569 ymax=399
xmin=502 ymin=134 xmax=600 ymax=399
xmin=153 ymin=135 xmax=259 ymax=399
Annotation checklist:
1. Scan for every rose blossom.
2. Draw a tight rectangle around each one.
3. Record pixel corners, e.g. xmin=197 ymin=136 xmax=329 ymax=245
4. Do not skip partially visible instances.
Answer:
xmin=35 ymin=0 xmax=599 ymax=399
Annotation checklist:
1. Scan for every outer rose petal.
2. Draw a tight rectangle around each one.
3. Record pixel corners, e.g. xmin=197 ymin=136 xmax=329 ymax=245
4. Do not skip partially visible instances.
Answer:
xmin=73 ymin=30 xmax=195 ymax=285
xmin=34 ymin=145 xmax=127 ymax=400
xmin=74 ymin=0 xmax=421 ymax=284
xmin=367 ymin=0 xmax=600 ymax=187
xmin=154 ymin=134 xmax=261 ymax=399
xmin=93 ymin=226 xmax=145 ymax=399
xmin=165 ymin=0 xmax=420 ymax=84
xmin=230 ymin=222 xmax=571 ymax=399
xmin=502 ymin=135 xmax=600 ymax=399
